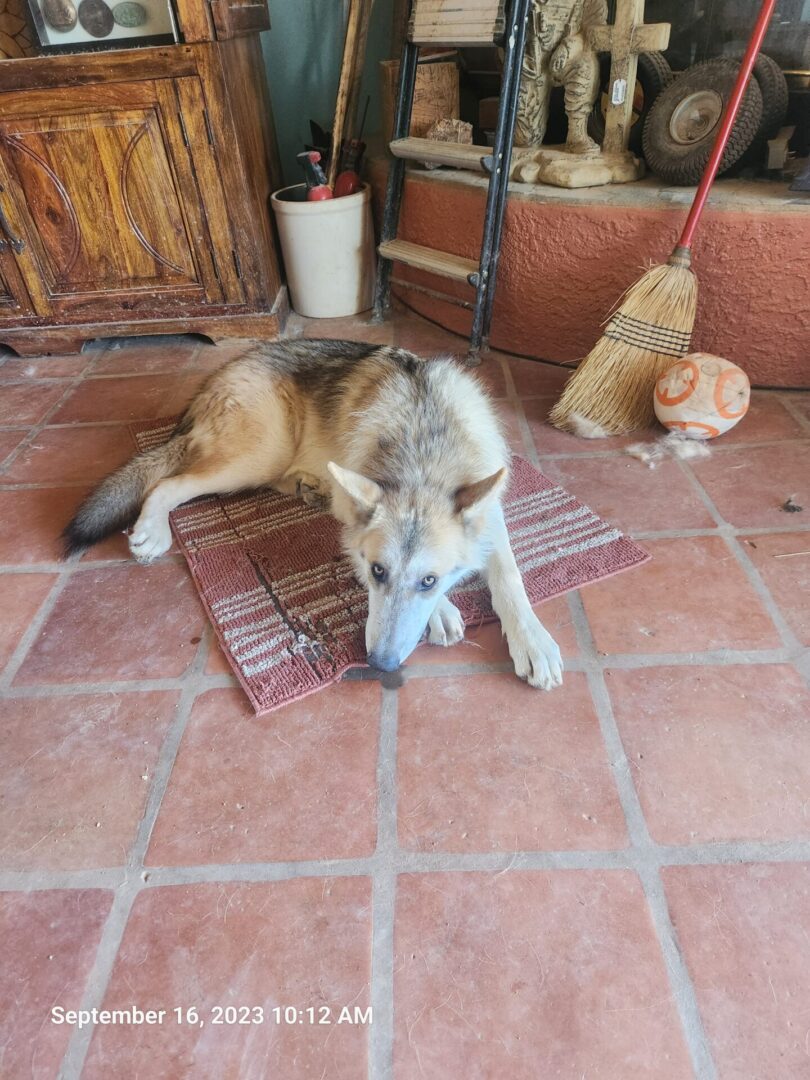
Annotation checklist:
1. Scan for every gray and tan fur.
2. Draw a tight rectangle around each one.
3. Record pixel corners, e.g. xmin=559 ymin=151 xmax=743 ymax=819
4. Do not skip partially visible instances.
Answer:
xmin=63 ymin=340 xmax=563 ymax=689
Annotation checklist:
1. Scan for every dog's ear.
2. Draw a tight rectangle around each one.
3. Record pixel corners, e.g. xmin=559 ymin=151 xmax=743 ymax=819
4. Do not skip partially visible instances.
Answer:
xmin=327 ymin=462 xmax=383 ymax=512
xmin=454 ymin=468 xmax=507 ymax=515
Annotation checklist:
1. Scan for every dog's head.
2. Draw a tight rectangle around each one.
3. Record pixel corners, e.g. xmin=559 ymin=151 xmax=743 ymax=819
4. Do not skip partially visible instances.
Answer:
xmin=328 ymin=461 xmax=506 ymax=672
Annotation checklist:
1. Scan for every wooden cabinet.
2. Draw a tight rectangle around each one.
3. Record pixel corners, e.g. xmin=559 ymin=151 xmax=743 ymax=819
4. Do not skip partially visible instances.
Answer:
xmin=0 ymin=11 xmax=285 ymax=355
xmin=0 ymin=248 xmax=31 ymax=315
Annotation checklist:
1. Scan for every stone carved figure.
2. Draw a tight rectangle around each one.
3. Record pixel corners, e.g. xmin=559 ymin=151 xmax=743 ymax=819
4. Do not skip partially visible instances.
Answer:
xmin=515 ymin=0 xmax=608 ymax=154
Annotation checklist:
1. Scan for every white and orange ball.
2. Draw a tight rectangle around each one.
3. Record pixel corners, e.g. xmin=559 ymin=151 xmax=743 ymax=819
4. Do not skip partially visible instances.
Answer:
xmin=654 ymin=354 xmax=750 ymax=439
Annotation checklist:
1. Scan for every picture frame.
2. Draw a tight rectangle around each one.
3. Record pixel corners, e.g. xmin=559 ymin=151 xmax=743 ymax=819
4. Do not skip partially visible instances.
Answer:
xmin=25 ymin=0 xmax=179 ymax=53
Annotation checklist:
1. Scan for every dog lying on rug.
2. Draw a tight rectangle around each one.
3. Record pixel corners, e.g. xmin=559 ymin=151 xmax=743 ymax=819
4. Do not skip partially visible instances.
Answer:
xmin=62 ymin=340 xmax=563 ymax=690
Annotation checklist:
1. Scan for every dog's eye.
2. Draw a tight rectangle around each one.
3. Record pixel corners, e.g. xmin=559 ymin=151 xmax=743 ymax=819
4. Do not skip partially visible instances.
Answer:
xmin=420 ymin=575 xmax=437 ymax=590
xmin=370 ymin=563 xmax=387 ymax=582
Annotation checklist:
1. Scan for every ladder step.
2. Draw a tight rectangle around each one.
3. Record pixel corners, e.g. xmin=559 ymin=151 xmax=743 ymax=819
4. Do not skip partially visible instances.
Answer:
xmin=378 ymin=240 xmax=478 ymax=284
xmin=409 ymin=0 xmax=505 ymax=45
xmin=390 ymin=137 xmax=491 ymax=171
xmin=410 ymin=26 xmax=504 ymax=46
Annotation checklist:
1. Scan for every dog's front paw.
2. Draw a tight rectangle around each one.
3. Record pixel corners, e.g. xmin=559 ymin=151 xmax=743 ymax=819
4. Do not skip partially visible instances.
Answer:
xmin=506 ymin=617 xmax=563 ymax=690
xmin=129 ymin=514 xmax=172 ymax=563
xmin=427 ymin=596 xmax=465 ymax=647
xmin=295 ymin=473 xmax=329 ymax=508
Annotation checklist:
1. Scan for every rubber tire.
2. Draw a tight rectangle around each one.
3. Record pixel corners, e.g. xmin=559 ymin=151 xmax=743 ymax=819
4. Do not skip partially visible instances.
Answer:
xmin=745 ymin=53 xmax=790 ymax=140
xmin=642 ymin=58 xmax=763 ymax=186
xmin=588 ymin=51 xmax=672 ymax=154
xmin=729 ymin=53 xmax=791 ymax=170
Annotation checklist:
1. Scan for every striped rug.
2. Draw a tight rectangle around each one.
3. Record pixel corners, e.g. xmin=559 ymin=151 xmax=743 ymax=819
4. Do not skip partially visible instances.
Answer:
xmin=133 ymin=421 xmax=648 ymax=715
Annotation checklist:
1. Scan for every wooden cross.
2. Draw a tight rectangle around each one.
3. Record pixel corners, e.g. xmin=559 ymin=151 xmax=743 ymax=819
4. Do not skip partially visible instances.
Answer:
xmin=589 ymin=0 xmax=670 ymax=156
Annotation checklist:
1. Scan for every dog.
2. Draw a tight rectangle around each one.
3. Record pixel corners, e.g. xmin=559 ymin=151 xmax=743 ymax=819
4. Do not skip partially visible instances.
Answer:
xmin=63 ymin=340 xmax=563 ymax=689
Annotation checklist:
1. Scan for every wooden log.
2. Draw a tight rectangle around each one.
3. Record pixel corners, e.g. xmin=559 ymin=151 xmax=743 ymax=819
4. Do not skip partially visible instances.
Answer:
xmin=379 ymin=58 xmax=459 ymax=139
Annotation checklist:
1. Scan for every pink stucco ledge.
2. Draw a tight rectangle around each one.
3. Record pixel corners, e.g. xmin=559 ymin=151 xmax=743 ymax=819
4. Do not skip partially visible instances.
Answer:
xmin=370 ymin=161 xmax=809 ymax=389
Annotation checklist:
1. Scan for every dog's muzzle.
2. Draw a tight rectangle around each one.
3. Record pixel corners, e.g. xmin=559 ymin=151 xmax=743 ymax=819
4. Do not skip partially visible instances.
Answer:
xmin=367 ymin=649 xmax=401 ymax=673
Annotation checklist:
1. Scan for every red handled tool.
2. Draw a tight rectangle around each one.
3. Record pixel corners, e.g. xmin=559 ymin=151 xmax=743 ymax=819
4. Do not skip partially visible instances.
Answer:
xmin=334 ymin=96 xmax=370 ymax=198
xmin=549 ymin=0 xmax=779 ymax=435
xmin=296 ymin=151 xmax=333 ymax=201
xmin=672 ymin=0 xmax=778 ymax=261
xmin=333 ymin=150 xmax=363 ymax=197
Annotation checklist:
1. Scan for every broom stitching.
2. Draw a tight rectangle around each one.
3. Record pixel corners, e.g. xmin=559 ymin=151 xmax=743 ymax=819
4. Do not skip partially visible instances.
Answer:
xmin=602 ymin=333 xmax=690 ymax=357
xmin=549 ymin=261 xmax=698 ymax=435
xmin=606 ymin=329 xmax=691 ymax=351
xmin=603 ymin=325 xmax=691 ymax=357
xmin=608 ymin=312 xmax=693 ymax=345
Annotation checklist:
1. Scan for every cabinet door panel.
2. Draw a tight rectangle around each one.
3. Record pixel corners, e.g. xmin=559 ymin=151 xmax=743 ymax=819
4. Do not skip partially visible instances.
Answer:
xmin=0 ymin=249 xmax=33 ymax=318
xmin=170 ymin=77 xmax=244 ymax=302
xmin=0 ymin=81 xmax=222 ymax=318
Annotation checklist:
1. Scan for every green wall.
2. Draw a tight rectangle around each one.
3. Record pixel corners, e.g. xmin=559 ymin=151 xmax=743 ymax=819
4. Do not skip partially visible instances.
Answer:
xmin=262 ymin=1 xmax=393 ymax=187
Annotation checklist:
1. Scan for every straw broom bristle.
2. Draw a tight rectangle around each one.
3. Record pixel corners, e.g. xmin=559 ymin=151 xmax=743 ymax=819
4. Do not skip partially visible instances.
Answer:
xmin=549 ymin=261 xmax=698 ymax=436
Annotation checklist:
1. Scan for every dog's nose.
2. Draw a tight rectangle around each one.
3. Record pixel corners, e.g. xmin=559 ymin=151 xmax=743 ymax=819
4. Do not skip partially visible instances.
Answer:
xmin=367 ymin=650 xmax=401 ymax=673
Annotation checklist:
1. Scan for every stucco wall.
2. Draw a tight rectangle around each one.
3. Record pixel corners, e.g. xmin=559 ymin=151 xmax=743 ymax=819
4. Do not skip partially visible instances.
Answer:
xmin=371 ymin=164 xmax=810 ymax=389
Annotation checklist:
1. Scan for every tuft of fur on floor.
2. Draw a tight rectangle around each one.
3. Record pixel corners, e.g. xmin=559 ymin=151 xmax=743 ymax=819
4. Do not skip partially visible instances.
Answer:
xmin=568 ymin=412 xmax=612 ymax=439
xmin=624 ymin=432 xmax=712 ymax=469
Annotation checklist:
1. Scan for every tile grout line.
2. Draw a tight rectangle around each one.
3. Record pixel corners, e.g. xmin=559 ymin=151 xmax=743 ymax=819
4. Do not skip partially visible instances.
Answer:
xmin=5 ymin=642 xmax=809 ymax=704
xmin=0 ymin=338 xmax=207 ymax=488
xmin=7 ymin=834 xmax=810 ymax=895
xmin=673 ymin=458 xmax=809 ymax=691
xmin=0 ymin=341 xmax=124 ymax=692
xmin=0 ymin=603 xmax=236 ymax=697
xmin=369 ymin=686 xmax=399 ymax=1080
xmin=777 ymin=391 xmax=810 ymax=434
xmin=0 ymin=569 xmax=77 ymax=692
xmin=0 ymin=349 xmax=101 ymax=481
xmin=635 ymin=864 xmax=719 ymax=1080
xmin=57 ymin=633 xmax=212 ymax=1080
xmin=568 ymin=591 xmax=718 ymax=1080
xmin=56 ymin=888 xmax=140 ymax=1080
xmin=531 ymin=436 xmax=810 ymax=461
xmin=0 ymin=555 xmax=189 ymax=573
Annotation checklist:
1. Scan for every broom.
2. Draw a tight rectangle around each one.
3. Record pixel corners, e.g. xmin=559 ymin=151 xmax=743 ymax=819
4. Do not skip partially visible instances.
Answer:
xmin=549 ymin=0 xmax=778 ymax=436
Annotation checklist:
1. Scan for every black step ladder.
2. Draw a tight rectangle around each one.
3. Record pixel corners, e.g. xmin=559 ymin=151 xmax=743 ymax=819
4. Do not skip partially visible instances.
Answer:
xmin=372 ymin=0 xmax=532 ymax=364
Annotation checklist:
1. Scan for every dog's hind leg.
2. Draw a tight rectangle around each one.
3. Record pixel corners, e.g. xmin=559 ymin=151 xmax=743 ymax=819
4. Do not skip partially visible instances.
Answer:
xmin=483 ymin=507 xmax=563 ymax=690
xmin=427 ymin=596 xmax=465 ymax=647
xmin=129 ymin=458 xmax=270 ymax=562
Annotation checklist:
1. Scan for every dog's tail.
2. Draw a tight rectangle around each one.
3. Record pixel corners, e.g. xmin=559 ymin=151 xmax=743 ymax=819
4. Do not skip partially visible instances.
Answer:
xmin=61 ymin=435 xmax=188 ymax=557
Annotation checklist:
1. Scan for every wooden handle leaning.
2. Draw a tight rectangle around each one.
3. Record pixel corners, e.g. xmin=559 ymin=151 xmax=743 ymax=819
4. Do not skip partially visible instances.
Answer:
xmin=328 ymin=0 xmax=367 ymax=189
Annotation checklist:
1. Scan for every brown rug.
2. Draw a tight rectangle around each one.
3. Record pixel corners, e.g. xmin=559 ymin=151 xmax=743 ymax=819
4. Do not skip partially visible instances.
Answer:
xmin=133 ymin=421 xmax=649 ymax=714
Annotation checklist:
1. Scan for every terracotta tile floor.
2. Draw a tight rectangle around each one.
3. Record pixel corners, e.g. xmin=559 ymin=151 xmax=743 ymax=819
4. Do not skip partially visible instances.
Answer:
xmin=0 ymin=313 xmax=808 ymax=1079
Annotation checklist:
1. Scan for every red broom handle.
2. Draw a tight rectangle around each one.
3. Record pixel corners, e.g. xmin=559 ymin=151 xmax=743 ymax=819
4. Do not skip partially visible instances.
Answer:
xmin=676 ymin=0 xmax=777 ymax=253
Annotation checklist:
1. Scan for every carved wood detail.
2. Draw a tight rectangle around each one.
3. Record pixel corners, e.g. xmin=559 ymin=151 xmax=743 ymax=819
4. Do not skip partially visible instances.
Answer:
xmin=0 ymin=32 xmax=284 ymax=350
xmin=120 ymin=122 xmax=189 ymax=277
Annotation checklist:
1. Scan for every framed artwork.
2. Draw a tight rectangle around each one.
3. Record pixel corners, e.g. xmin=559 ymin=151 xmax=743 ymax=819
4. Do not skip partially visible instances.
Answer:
xmin=25 ymin=0 xmax=178 ymax=51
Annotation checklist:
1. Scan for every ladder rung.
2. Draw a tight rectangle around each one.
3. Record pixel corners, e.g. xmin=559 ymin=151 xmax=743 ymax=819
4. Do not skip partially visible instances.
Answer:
xmin=391 ymin=276 xmax=474 ymax=311
xmin=390 ymin=137 xmax=491 ymax=171
xmin=409 ymin=0 xmax=505 ymax=45
xmin=378 ymin=240 xmax=479 ymax=285
xmin=410 ymin=27 xmax=504 ymax=46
